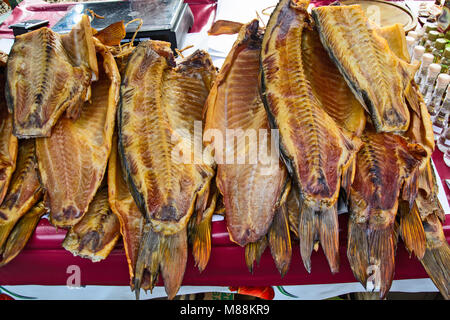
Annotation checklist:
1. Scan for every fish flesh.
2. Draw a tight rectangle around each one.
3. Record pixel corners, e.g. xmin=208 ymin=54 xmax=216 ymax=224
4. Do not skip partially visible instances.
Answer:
xmin=119 ymin=41 xmax=216 ymax=299
xmin=375 ymin=23 xmax=411 ymax=63
xmin=0 ymin=139 xmax=43 ymax=249
xmin=204 ymin=20 xmax=288 ymax=247
xmin=347 ymin=131 xmax=427 ymax=298
xmin=312 ymin=4 xmax=418 ymax=133
xmin=36 ymin=39 xmax=120 ymax=228
xmin=108 ymin=133 xmax=144 ymax=286
xmin=260 ymin=0 xmax=362 ymax=273
xmin=63 ymin=183 xmax=121 ymax=262
xmin=0 ymin=59 xmax=18 ymax=205
xmin=0 ymin=201 xmax=47 ymax=267
xmin=301 ymin=27 xmax=366 ymax=136
xmin=5 ymin=15 xmax=98 ymax=138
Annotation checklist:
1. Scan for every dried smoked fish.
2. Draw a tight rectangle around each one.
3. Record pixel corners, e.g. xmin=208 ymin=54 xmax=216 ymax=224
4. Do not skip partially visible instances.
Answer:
xmin=6 ymin=15 xmax=98 ymax=138
xmin=119 ymin=42 xmax=216 ymax=299
xmin=0 ymin=139 xmax=43 ymax=249
xmin=204 ymin=20 xmax=288 ymax=247
xmin=0 ymin=201 xmax=46 ymax=267
xmin=347 ymin=132 xmax=426 ymax=298
xmin=260 ymin=0 xmax=362 ymax=273
xmin=108 ymin=134 xmax=144 ymax=286
xmin=312 ymin=4 xmax=418 ymax=133
xmin=0 ymin=60 xmax=18 ymax=205
xmin=63 ymin=184 xmax=120 ymax=262
xmin=36 ymin=40 xmax=119 ymax=228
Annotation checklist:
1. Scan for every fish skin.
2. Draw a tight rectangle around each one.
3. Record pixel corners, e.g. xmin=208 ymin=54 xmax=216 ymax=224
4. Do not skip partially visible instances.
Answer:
xmin=0 ymin=139 xmax=43 ymax=249
xmin=260 ymin=0 xmax=362 ymax=273
xmin=0 ymin=201 xmax=47 ymax=267
xmin=0 ymin=64 xmax=18 ymax=206
xmin=347 ymin=132 xmax=427 ymax=299
xmin=36 ymin=40 xmax=120 ymax=228
xmin=204 ymin=20 xmax=287 ymax=247
xmin=62 ymin=184 xmax=120 ymax=262
xmin=5 ymin=15 xmax=98 ymax=138
xmin=119 ymin=42 xmax=216 ymax=299
xmin=312 ymin=5 xmax=417 ymax=133
xmin=301 ymin=27 xmax=366 ymax=136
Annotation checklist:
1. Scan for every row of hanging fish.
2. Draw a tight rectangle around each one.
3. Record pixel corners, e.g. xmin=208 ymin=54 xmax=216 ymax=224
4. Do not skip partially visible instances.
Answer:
xmin=0 ymin=0 xmax=448 ymax=300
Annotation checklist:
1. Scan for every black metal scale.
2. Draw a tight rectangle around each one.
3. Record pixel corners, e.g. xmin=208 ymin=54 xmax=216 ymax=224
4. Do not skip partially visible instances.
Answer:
xmin=11 ymin=0 xmax=194 ymax=50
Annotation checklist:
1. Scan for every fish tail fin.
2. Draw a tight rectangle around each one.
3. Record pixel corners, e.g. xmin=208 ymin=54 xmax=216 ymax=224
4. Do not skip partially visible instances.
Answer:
xmin=160 ymin=229 xmax=188 ymax=300
xmin=347 ymin=216 xmax=369 ymax=289
xmin=319 ymin=205 xmax=340 ymax=274
xmin=245 ymin=236 xmax=268 ymax=274
xmin=368 ymin=226 xmax=396 ymax=299
xmin=399 ymin=202 xmax=426 ymax=259
xmin=0 ymin=202 xmax=46 ymax=267
xmin=299 ymin=202 xmax=339 ymax=274
xmin=133 ymin=224 xmax=161 ymax=299
xmin=421 ymin=242 xmax=450 ymax=300
xmin=420 ymin=215 xmax=450 ymax=299
xmin=268 ymin=204 xmax=292 ymax=278
xmin=133 ymin=223 xmax=188 ymax=300
xmin=189 ymin=187 xmax=218 ymax=273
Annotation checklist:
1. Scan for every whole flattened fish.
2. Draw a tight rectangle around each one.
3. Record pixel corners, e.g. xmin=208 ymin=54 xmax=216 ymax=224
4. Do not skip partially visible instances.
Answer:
xmin=205 ymin=20 xmax=290 ymax=272
xmin=311 ymin=4 xmax=418 ymax=133
xmin=0 ymin=60 xmax=18 ymax=205
xmin=108 ymin=134 xmax=144 ymax=287
xmin=301 ymin=27 xmax=366 ymax=137
xmin=36 ymin=40 xmax=120 ymax=228
xmin=5 ymin=15 xmax=98 ymax=138
xmin=62 ymin=184 xmax=121 ymax=262
xmin=347 ymin=131 xmax=426 ymax=299
xmin=119 ymin=41 xmax=216 ymax=299
xmin=204 ymin=20 xmax=288 ymax=248
xmin=0 ymin=201 xmax=47 ymax=267
xmin=0 ymin=139 xmax=43 ymax=249
xmin=260 ymin=0 xmax=362 ymax=273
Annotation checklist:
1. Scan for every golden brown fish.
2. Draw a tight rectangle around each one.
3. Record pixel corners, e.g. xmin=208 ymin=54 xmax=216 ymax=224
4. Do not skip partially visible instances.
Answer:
xmin=108 ymin=134 xmax=144 ymax=286
xmin=63 ymin=184 xmax=120 ymax=262
xmin=0 ymin=61 xmax=18 ymax=206
xmin=0 ymin=139 xmax=43 ymax=249
xmin=347 ymin=132 xmax=427 ymax=299
xmin=36 ymin=40 xmax=120 ymax=228
xmin=312 ymin=4 xmax=418 ymax=133
xmin=0 ymin=201 xmax=46 ymax=267
xmin=5 ymin=15 xmax=98 ymax=138
xmin=301 ymin=27 xmax=366 ymax=136
xmin=119 ymin=42 xmax=216 ymax=299
xmin=204 ymin=20 xmax=288 ymax=247
xmin=260 ymin=0 xmax=362 ymax=274
xmin=375 ymin=23 xmax=411 ymax=63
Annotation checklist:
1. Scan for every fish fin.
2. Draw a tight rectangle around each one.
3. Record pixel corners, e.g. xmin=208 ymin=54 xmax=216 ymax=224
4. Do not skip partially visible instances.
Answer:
xmin=299 ymin=201 xmax=339 ymax=274
xmin=160 ymin=229 xmax=188 ymax=300
xmin=368 ymin=226 xmax=396 ymax=299
xmin=0 ymin=220 xmax=16 ymax=256
xmin=347 ymin=216 xmax=369 ymax=289
xmin=420 ymin=215 xmax=450 ymax=299
xmin=208 ymin=20 xmax=245 ymax=36
xmin=268 ymin=204 xmax=292 ymax=278
xmin=399 ymin=201 xmax=426 ymax=259
xmin=94 ymin=21 xmax=126 ymax=46
xmin=189 ymin=187 xmax=218 ymax=273
xmin=245 ymin=236 xmax=268 ymax=274
xmin=133 ymin=223 xmax=160 ymax=298
xmin=0 ymin=202 xmax=46 ymax=267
